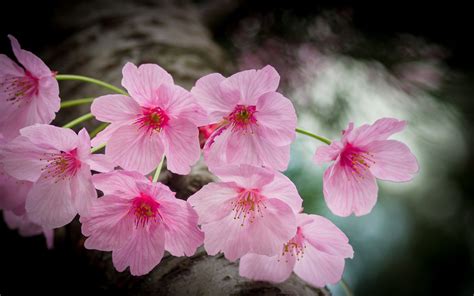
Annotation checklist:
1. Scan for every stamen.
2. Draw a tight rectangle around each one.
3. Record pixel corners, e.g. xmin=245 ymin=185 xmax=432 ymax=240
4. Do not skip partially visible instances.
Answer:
xmin=231 ymin=189 xmax=266 ymax=227
xmin=0 ymin=73 xmax=38 ymax=106
xmin=131 ymin=193 xmax=161 ymax=227
xmin=135 ymin=106 xmax=169 ymax=134
xmin=40 ymin=149 xmax=81 ymax=182
xmin=225 ymin=105 xmax=257 ymax=133
xmin=341 ymin=144 xmax=375 ymax=179
xmin=277 ymin=227 xmax=306 ymax=263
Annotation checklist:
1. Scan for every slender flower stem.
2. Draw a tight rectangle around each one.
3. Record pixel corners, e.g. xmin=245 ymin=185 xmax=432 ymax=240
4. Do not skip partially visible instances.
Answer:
xmin=91 ymin=143 xmax=106 ymax=153
xmin=60 ymin=97 xmax=95 ymax=108
xmin=340 ymin=278 xmax=354 ymax=296
xmin=90 ymin=122 xmax=109 ymax=138
xmin=62 ymin=113 xmax=94 ymax=129
xmin=152 ymin=155 xmax=166 ymax=183
xmin=295 ymin=127 xmax=331 ymax=145
xmin=56 ymin=74 xmax=128 ymax=95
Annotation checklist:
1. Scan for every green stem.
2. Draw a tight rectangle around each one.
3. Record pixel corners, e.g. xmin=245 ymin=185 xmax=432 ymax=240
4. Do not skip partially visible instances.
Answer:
xmin=56 ymin=74 xmax=128 ymax=95
xmin=152 ymin=156 xmax=166 ymax=183
xmin=91 ymin=143 xmax=106 ymax=153
xmin=90 ymin=122 xmax=109 ymax=138
xmin=60 ymin=97 xmax=95 ymax=108
xmin=340 ymin=278 xmax=354 ymax=296
xmin=62 ymin=113 xmax=94 ymax=129
xmin=295 ymin=127 xmax=331 ymax=145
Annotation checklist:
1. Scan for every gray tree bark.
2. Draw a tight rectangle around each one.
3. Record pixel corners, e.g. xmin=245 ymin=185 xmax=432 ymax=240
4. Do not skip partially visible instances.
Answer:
xmin=47 ymin=1 xmax=330 ymax=294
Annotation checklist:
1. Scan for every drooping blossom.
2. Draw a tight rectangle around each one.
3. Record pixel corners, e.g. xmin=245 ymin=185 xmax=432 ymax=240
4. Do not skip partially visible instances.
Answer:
xmin=80 ymin=170 xmax=203 ymax=276
xmin=3 ymin=210 xmax=54 ymax=249
xmin=191 ymin=65 xmax=297 ymax=171
xmin=314 ymin=118 xmax=419 ymax=216
xmin=188 ymin=164 xmax=302 ymax=261
xmin=0 ymin=124 xmax=114 ymax=228
xmin=0 ymin=35 xmax=60 ymax=140
xmin=91 ymin=62 xmax=206 ymax=175
xmin=239 ymin=213 xmax=353 ymax=288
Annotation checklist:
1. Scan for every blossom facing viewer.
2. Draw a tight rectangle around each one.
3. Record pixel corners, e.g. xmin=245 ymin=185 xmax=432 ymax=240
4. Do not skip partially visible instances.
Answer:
xmin=91 ymin=62 xmax=206 ymax=175
xmin=191 ymin=65 xmax=297 ymax=171
xmin=239 ymin=213 xmax=353 ymax=288
xmin=80 ymin=170 xmax=204 ymax=276
xmin=0 ymin=35 xmax=60 ymax=140
xmin=188 ymin=164 xmax=303 ymax=261
xmin=314 ymin=118 xmax=419 ymax=216
xmin=0 ymin=124 xmax=113 ymax=228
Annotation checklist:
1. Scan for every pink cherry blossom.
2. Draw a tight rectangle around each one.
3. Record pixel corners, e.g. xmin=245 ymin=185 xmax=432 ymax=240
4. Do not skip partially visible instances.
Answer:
xmin=80 ymin=170 xmax=203 ymax=276
xmin=239 ymin=213 xmax=353 ymax=288
xmin=314 ymin=118 xmax=419 ymax=216
xmin=91 ymin=62 xmax=206 ymax=175
xmin=3 ymin=210 xmax=54 ymax=249
xmin=0 ymin=124 xmax=114 ymax=228
xmin=191 ymin=65 xmax=297 ymax=171
xmin=0 ymin=35 xmax=60 ymax=140
xmin=188 ymin=164 xmax=302 ymax=261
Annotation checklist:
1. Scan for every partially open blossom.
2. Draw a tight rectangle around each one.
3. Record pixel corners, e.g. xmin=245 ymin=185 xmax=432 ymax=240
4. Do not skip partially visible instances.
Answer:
xmin=91 ymin=62 xmax=206 ymax=175
xmin=239 ymin=213 xmax=353 ymax=288
xmin=3 ymin=210 xmax=54 ymax=249
xmin=191 ymin=65 xmax=297 ymax=171
xmin=0 ymin=124 xmax=114 ymax=228
xmin=80 ymin=170 xmax=203 ymax=276
xmin=314 ymin=118 xmax=419 ymax=216
xmin=188 ymin=164 xmax=302 ymax=261
xmin=0 ymin=35 xmax=60 ymax=140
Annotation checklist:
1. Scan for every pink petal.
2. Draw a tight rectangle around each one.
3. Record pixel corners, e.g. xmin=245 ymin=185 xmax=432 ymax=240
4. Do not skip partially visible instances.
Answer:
xmin=202 ymin=198 xmax=296 ymax=261
xmin=323 ymin=161 xmax=378 ymax=217
xmin=121 ymin=62 xmax=173 ymax=106
xmin=159 ymin=198 xmax=203 ymax=256
xmin=112 ymin=226 xmax=165 ymax=276
xmin=293 ymin=242 xmax=346 ymax=287
xmin=90 ymin=122 xmax=129 ymax=147
xmin=0 ymin=53 xmax=24 ymax=76
xmin=81 ymin=195 xmax=134 ymax=251
xmin=366 ymin=140 xmax=419 ymax=182
xmin=91 ymin=94 xmax=140 ymax=123
xmin=350 ymin=118 xmax=406 ymax=147
xmin=187 ymin=182 xmax=237 ymax=224
xmin=20 ymin=124 xmax=78 ymax=152
xmin=255 ymin=91 xmax=297 ymax=146
xmin=239 ymin=253 xmax=295 ymax=283
xmin=313 ymin=141 xmax=343 ymax=165
xmin=8 ymin=35 xmax=51 ymax=78
xmin=3 ymin=211 xmax=43 ymax=236
xmin=162 ymin=119 xmax=200 ymax=175
xmin=191 ymin=73 xmax=235 ymax=123
xmin=43 ymin=228 xmax=54 ymax=249
xmin=261 ymin=171 xmax=303 ymax=214
xmin=70 ymin=166 xmax=97 ymax=216
xmin=220 ymin=65 xmax=280 ymax=105
xmin=77 ymin=128 xmax=91 ymax=159
xmin=0 ymin=169 xmax=32 ymax=212
xmin=87 ymin=154 xmax=115 ymax=172
xmin=25 ymin=177 xmax=76 ymax=228
xmin=92 ymin=170 xmax=146 ymax=196
xmin=299 ymin=214 xmax=354 ymax=259
xmin=202 ymin=126 xmax=232 ymax=169
xmin=106 ymin=125 xmax=164 ymax=174
xmin=210 ymin=164 xmax=274 ymax=189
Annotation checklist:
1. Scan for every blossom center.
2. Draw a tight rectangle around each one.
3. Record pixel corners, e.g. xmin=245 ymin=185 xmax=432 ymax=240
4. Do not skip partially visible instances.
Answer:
xmin=231 ymin=189 xmax=266 ymax=226
xmin=131 ymin=193 xmax=161 ymax=227
xmin=40 ymin=148 xmax=81 ymax=182
xmin=279 ymin=227 xmax=306 ymax=262
xmin=135 ymin=106 xmax=169 ymax=133
xmin=341 ymin=144 xmax=375 ymax=177
xmin=0 ymin=72 xmax=38 ymax=106
xmin=225 ymin=105 xmax=257 ymax=133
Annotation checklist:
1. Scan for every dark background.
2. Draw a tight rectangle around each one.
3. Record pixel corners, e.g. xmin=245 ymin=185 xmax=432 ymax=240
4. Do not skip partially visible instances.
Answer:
xmin=1 ymin=1 xmax=473 ymax=295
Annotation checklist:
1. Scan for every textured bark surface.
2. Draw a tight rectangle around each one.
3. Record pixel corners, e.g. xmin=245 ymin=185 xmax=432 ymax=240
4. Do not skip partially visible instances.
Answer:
xmin=47 ymin=1 xmax=330 ymax=294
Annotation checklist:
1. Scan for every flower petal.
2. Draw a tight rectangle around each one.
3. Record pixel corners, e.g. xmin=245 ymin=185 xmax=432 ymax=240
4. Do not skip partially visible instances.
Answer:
xmin=239 ymin=253 xmax=295 ymax=283
xmin=8 ymin=35 xmax=51 ymax=78
xmin=323 ymin=161 xmax=378 ymax=217
xmin=71 ymin=166 xmax=97 ymax=216
xmin=92 ymin=170 xmax=146 ymax=197
xmin=112 ymin=226 xmax=165 ymax=276
xmin=349 ymin=118 xmax=406 ymax=147
xmin=91 ymin=94 xmax=141 ymax=123
xmin=162 ymin=119 xmax=200 ymax=175
xmin=210 ymin=164 xmax=274 ymax=189
xmin=121 ymin=62 xmax=173 ymax=106
xmin=261 ymin=171 xmax=303 ymax=213
xmin=20 ymin=124 xmax=78 ymax=152
xmin=366 ymin=140 xmax=419 ymax=182
xmin=255 ymin=91 xmax=296 ymax=146
xmin=106 ymin=125 xmax=164 ymax=174
xmin=87 ymin=154 xmax=115 ymax=172
xmin=313 ymin=141 xmax=343 ymax=165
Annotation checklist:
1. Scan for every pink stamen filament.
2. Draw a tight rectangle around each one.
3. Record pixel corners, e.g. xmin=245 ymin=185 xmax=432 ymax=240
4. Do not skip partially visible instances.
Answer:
xmin=40 ymin=149 xmax=81 ymax=182
xmin=131 ymin=193 xmax=161 ymax=227
xmin=231 ymin=189 xmax=266 ymax=227
xmin=135 ymin=106 xmax=169 ymax=134
xmin=0 ymin=72 xmax=38 ymax=106
xmin=342 ymin=144 xmax=375 ymax=178
xmin=278 ymin=227 xmax=306 ymax=263
xmin=225 ymin=105 xmax=257 ymax=133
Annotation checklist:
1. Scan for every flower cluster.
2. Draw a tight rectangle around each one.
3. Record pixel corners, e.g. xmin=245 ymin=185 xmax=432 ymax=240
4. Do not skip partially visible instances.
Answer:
xmin=0 ymin=36 xmax=419 ymax=288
